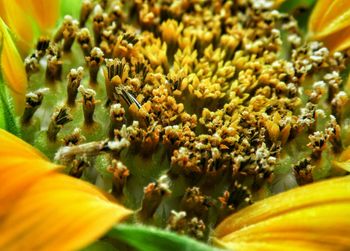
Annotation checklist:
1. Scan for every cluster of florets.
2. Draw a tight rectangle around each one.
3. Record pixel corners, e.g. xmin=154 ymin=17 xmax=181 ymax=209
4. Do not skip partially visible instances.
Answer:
xmin=22 ymin=0 xmax=350 ymax=239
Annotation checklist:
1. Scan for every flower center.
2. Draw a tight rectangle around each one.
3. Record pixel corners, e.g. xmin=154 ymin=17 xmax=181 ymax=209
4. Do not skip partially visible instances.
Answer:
xmin=21 ymin=0 xmax=350 ymax=240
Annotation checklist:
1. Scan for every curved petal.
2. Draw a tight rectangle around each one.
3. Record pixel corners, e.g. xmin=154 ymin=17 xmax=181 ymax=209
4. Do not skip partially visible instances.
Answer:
xmin=309 ymin=0 xmax=350 ymax=38
xmin=0 ymin=129 xmax=55 ymax=216
xmin=0 ymin=0 xmax=35 ymax=52
xmin=27 ymin=0 xmax=60 ymax=31
xmin=309 ymin=0 xmax=350 ymax=52
xmin=308 ymin=0 xmax=333 ymax=34
xmin=317 ymin=25 xmax=350 ymax=53
xmin=214 ymin=176 xmax=350 ymax=251
xmin=0 ymin=18 xmax=27 ymax=113
xmin=0 ymin=129 xmax=132 ymax=251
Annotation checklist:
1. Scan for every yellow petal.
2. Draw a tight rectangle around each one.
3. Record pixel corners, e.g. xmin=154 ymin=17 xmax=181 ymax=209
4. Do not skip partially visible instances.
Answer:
xmin=31 ymin=0 xmax=60 ymax=30
xmin=0 ymin=173 xmax=132 ymax=251
xmin=0 ymin=129 xmax=132 ymax=251
xmin=0 ymin=0 xmax=35 ymax=52
xmin=0 ymin=128 xmax=47 ymax=159
xmin=27 ymin=0 xmax=60 ymax=31
xmin=318 ymin=25 xmax=350 ymax=53
xmin=214 ymin=176 xmax=350 ymax=251
xmin=309 ymin=0 xmax=335 ymax=35
xmin=309 ymin=0 xmax=350 ymax=52
xmin=215 ymin=238 xmax=340 ymax=251
xmin=0 ymin=18 xmax=28 ymax=113
xmin=0 ymin=128 xmax=56 ymax=216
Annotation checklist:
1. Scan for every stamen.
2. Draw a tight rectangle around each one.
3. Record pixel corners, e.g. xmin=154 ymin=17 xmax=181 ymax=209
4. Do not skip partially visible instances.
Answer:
xmin=307 ymin=131 xmax=328 ymax=160
xmin=109 ymin=103 xmax=126 ymax=139
xmin=293 ymin=157 xmax=314 ymax=185
xmin=36 ymin=36 xmax=50 ymax=58
xmin=47 ymin=105 xmax=73 ymax=142
xmin=107 ymin=159 xmax=129 ymax=196
xmin=46 ymin=55 xmax=63 ymax=82
xmin=113 ymin=33 xmax=140 ymax=59
xmin=69 ymin=158 xmax=89 ymax=178
xmin=79 ymin=0 xmax=94 ymax=28
xmin=85 ymin=47 xmax=104 ymax=85
xmin=54 ymin=15 xmax=79 ymax=52
xmin=167 ymin=210 xmax=206 ymax=240
xmin=331 ymin=91 xmax=348 ymax=123
xmin=180 ymin=187 xmax=211 ymax=219
xmin=24 ymin=54 xmax=40 ymax=77
xmin=219 ymin=181 xmax=252 ymax=212
xmin=104 ymin=58 xmax=129 ymax=102
xmin=77 ymin=28 xmax=93 ymax=56
xmin=326 ymin=115 xmax=343 ymax=153
xmin=138 ymin=175 xmax=171 ymax=220
xmin=66 ymin=67 xmax=84 ymax=107
xmin=92 ymin=5 xmax=106 ymax=46
xmin=108 ymin=1 xmax=125 ymax=25
xmin=21 ymin=89 xmax=47 ymax=124
xmin=62 ymin=128 xmax=86 ymax=146
xmin=78 ymin=85 xmax=98 ymax=126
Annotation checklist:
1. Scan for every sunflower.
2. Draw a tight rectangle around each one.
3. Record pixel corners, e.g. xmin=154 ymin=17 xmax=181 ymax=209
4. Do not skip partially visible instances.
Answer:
xmin=1 ymin=0 xmax=350 ymax=250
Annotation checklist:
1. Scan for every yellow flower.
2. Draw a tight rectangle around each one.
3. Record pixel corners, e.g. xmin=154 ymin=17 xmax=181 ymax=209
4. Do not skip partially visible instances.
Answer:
xmin=0 ymin=129 xmax=131 ymax=251
xmin=214 ymin=176 xmax=350 ymax=251
xmin=309 ymin=0 xmax=350 ymax=52
xmin=2 ymin=1 xmax=350 ymax=250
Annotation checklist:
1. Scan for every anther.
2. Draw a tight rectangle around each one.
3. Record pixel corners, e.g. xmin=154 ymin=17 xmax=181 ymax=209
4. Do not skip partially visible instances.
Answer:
xmin=307 ymin=131 xmax=328 ymax=160
xmin=167 ymin=211 xmax=206 ymax=240
xmin=35 ymin=36 xmax=50 ymax=58
xmin=98 ymin=0 xmax=107 ymax=9
xmin=331 ymin=91 xmax=348 ymax=123
xmin=138 ymin=175 xmax=171 ymax=220
xmin=293 ymin=158 xmax=314 ymax=185
xmin=85 ymin=47 xmax=104 ymax=85
xmin=24 ymin=54 xmax=40 ymax=78
xmin=54 ymin=15 xmax=79 ymax=52
xmin=159 ymin=19 xmax=182 ymax=61
xmin=77 ymin=28 xmax=93 ymax=56
xmin=46 ymin=55 xmax=63 ymax=82
xmin=113 ymin=33 xmax=140 ymax=59
xmin=92 ymin=5 xmax=106 ymax=45
xmin=66 ymin=67 xmax=84 ymax=107
xmin=69 ymin=158 xmax=89 ymax=178
xmin=108 ymin=2 xmax=125 ymax=24
xmin=326 ymin=115 xmax=343 ymax=153
xmin=62 ymin=128 xmax=86 ymax=146
xmin=180 ymin=187 xmax=211 ymax=219
xmin=47 ymin=105 xmax=73 ymax=142
xmin=21 ymin=89 xmax=47 ymax=124
xmin=79 ymin=85 xmax=98 ymax=126
xmin=79 ymin=0 xmax=94 ymax=28
xmin=109 ymin=103 xmax=126 ymax=139
xmin=107 ymin=159 xmax=129 ymax=196
xmin=104 ymin=58 xmax=129 ymax=102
